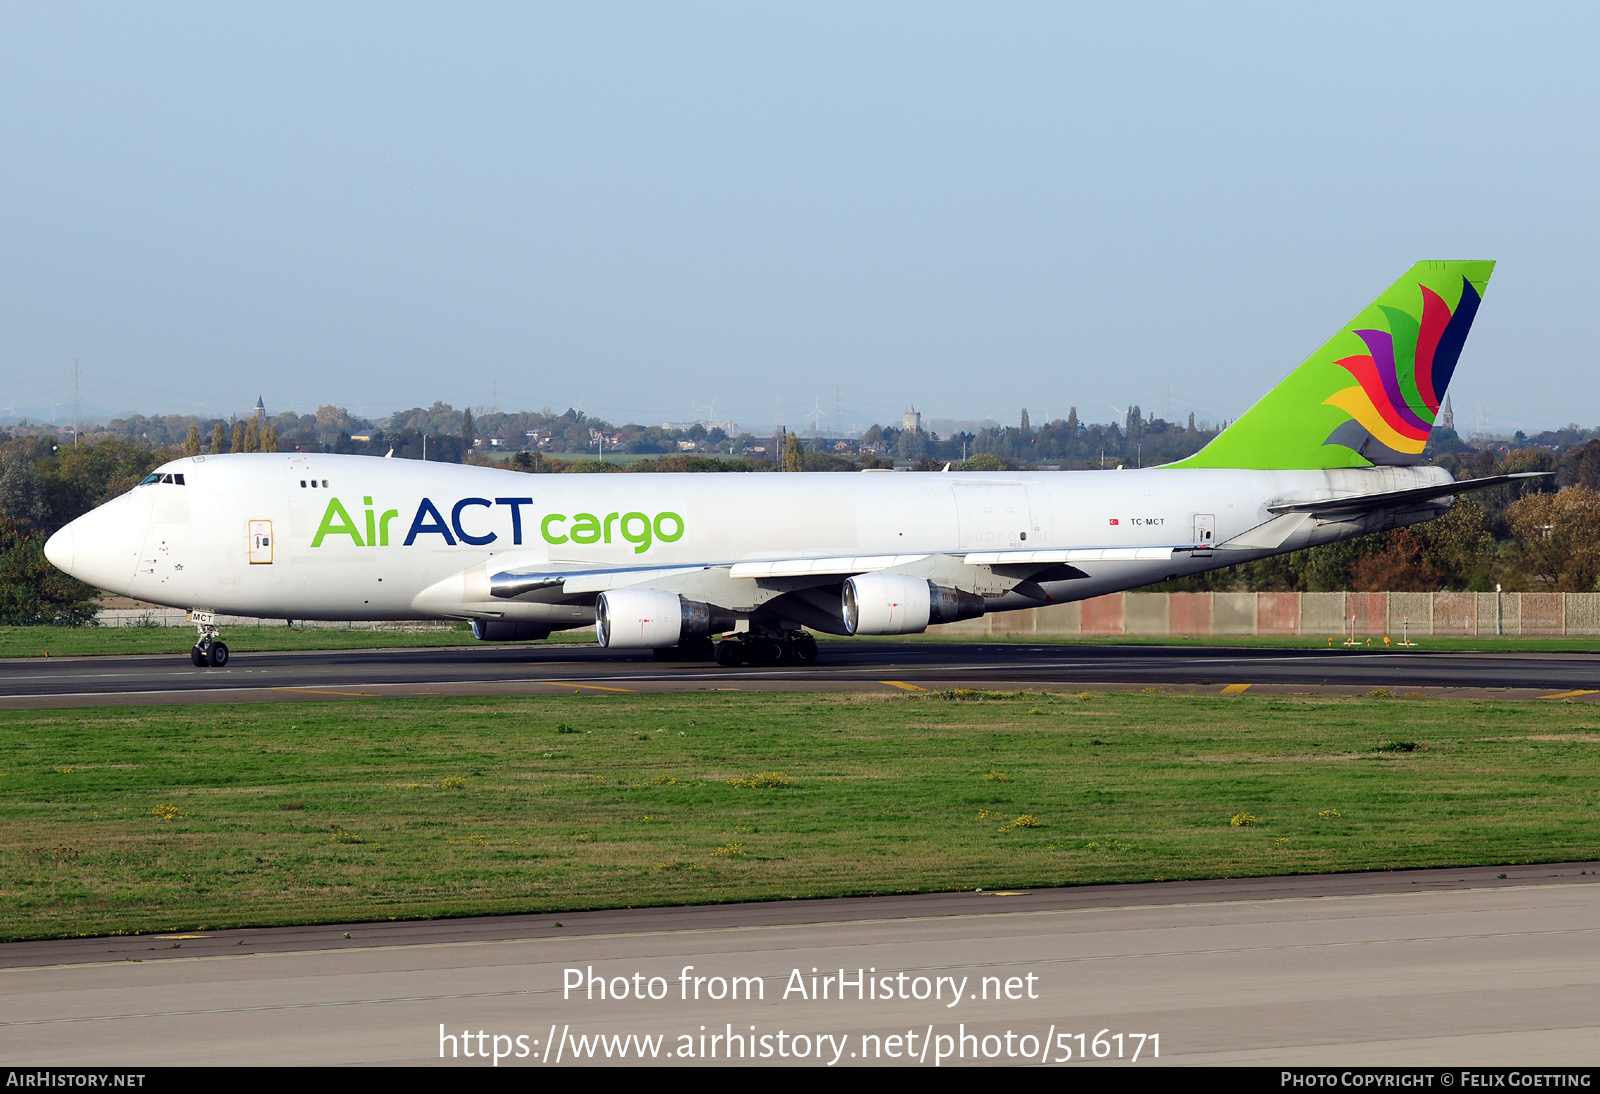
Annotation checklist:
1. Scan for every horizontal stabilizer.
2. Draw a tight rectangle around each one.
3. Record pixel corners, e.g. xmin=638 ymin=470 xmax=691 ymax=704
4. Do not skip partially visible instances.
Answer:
xmin=1265 ymin=472 xmax=1549 ymax=518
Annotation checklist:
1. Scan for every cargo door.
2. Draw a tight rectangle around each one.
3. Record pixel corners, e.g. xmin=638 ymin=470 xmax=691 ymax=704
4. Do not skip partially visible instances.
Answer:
xmin=953 ymin=484 xmax=1034 ymax=549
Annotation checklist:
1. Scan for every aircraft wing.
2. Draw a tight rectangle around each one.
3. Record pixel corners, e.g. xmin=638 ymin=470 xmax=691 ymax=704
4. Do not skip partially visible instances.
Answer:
xmin=486 ymin=545 xmax=1203 ymax=608
xmin=489 ymin=565 xmax=711 ymax=599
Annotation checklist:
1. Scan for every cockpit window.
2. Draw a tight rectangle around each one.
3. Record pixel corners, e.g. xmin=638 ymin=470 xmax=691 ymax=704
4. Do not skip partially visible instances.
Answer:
xmin=139 ymin=473 xmax=162 ymax=486
xmin=138 ymin=472 xmax=187 ymax=486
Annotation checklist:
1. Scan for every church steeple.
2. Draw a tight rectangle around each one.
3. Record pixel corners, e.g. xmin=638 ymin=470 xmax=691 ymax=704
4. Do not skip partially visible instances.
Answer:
xmin=1440 ymin=395 xmax=1454 ymax=432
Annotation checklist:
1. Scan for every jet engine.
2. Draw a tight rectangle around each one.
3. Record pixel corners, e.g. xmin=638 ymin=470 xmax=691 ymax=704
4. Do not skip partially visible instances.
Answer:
xmin=595 ymin=589 xmax=715 ymax=649
xmin=842 ymin=574 xmax=985 ymax=636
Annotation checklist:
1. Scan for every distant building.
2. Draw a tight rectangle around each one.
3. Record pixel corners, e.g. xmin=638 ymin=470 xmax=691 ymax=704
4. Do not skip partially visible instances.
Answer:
xmin=1440 ymin=395 xmax=1454 ymax=431
xmin=349 ymin=433 xmax=373 ymax=442
xmin=253 ymin=396 xmax=267 ymax=422
xmin=902 ymin=406 xmax=921 ymax=433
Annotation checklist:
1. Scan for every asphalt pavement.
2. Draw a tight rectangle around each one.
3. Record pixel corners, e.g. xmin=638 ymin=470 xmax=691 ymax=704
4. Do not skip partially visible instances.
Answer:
xmin=2 ymin=640 xmax=1599 ymax=707
xmin=2 ymin=863 xmax=1595 ymax=1066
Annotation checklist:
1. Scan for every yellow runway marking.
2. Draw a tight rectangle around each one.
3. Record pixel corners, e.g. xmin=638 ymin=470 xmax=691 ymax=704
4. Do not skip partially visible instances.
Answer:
xmin=881 ymin=680 xmax=926 ymax=691
xmin=275 ymin=687 xmax=378 ymax=697
xmin=154 ymin=934 xmax=209 ymax=940
xmin=1537 ymin=689 xmax=1599 ymax=700
xmin=539 ymin=682 xmax=636 ymax=693
xmin=1220 ymin=683 xmax=1252 ymax=694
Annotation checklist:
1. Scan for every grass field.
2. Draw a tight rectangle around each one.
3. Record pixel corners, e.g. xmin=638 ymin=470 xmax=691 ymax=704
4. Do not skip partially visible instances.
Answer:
xmin=0 ymin=689 xmax=1595 ymax=940
xmin=5 ymin=623 xmax=1600 ymax=659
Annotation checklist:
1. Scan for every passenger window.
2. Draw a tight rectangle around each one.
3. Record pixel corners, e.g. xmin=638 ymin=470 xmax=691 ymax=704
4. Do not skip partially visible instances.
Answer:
xmin=300 ymin=480 xmax=306 ymax=488
xmin=322 ymin=480 xmax=328 ymax=487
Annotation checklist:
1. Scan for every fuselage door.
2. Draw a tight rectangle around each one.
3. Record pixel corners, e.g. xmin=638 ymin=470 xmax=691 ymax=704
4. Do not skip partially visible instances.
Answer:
xmin=249 ymin=520 xmax=274 ymax=564
xmin=1193 ymin=513 xmax=1215 ymax=546
xmin=953 ymin=484 xmax=1034 ymax=549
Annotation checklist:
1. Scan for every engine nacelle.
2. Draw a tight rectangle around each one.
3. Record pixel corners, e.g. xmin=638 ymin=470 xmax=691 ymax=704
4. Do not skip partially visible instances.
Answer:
xmin=595 ymin=589 xmax=714 ymax=649
xmin=842 ymin=574 xmax=985 ymax=635
xmin=471 ymin=620 xmax=553 ymax=642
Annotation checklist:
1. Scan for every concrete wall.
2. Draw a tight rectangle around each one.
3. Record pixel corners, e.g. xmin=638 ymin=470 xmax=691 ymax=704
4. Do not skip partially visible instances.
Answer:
xmin=928 ymin=591 xmax=1600 ymax=638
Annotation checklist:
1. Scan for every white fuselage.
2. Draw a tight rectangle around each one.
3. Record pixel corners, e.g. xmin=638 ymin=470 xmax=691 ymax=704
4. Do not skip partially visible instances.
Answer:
xmin=45 ymin=453 xmax=1452 ymax=629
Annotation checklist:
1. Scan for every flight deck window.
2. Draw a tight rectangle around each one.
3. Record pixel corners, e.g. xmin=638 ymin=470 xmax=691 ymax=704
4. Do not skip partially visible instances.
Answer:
xmin=139 ymin=473 xmax=162 ymax=486
xmin=173 ymin=474 xmax=184 ymax=485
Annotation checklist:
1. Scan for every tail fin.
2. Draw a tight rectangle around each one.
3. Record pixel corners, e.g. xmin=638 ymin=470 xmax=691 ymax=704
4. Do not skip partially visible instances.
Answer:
xmin=1173 ymin=260 xmax=1494 ymax=470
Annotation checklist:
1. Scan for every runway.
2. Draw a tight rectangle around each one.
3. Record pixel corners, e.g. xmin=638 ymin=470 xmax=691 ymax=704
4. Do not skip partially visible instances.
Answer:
xmin=2 ymin=640 xmax=1599 ymax=707
xmin=1 ymin=863 xmax=1595 ymax=1066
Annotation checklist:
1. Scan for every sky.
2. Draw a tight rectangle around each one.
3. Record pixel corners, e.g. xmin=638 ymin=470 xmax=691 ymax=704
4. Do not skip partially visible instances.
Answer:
xmin=2 ymin=3 xmax=1597 ymax=436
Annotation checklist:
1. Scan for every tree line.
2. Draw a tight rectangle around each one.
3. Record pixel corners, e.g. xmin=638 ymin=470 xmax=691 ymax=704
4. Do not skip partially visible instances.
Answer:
xmin=7 ymin=415 xmax=1600 ymax=624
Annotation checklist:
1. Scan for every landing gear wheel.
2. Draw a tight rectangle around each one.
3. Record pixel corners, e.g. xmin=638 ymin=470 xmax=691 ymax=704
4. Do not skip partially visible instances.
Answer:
xmin=652 ymin=646 xmax=682 ymax=662
xmin=791 ymin=635 xmax=819 ymax=665
xmin=682 ymin=636 xmax=716 ymax=662
xmin=748 ymin=639 xmax=781 ymax=667
xmin=207 ymin=641 xmax=230 ymax=667
xmin=190 ymin=645 xmax=207 ymax=667
xmin=714 ymin=640 xmax=746 ymax=667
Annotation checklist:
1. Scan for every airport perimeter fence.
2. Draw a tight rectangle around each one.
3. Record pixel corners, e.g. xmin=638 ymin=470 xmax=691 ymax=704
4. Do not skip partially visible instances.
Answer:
xmin=95 ymin=609 xmax=456 ymax=631
xmin=96 ymin=591 xmax=1600 ymax=638
xmin=928 ymin=590 xmax=1600 ymax=639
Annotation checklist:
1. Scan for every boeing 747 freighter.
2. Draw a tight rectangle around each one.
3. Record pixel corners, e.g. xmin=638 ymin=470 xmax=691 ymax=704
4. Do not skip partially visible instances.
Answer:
xmin=46 ymin=262 xmax=1535 ymax=667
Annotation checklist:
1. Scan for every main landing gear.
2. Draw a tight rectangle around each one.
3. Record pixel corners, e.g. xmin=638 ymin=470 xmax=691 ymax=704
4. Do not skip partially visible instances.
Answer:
xmin=189 ymin=610 xmax=229 ymax=668
xmin=710 ymin=630 xmax=818 ymax=668
xmin=651 ymin=636 xmax=717 ymax=663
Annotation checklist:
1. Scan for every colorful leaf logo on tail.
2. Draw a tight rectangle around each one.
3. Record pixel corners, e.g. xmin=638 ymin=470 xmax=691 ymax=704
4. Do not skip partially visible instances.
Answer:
xmin=1321 ymin=277 xmax=1482 ymax=464
xmin=1170 ymin=261 xmax=1492 ymax=471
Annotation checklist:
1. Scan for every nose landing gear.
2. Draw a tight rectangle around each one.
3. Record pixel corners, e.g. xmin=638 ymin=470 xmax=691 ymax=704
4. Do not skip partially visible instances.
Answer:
xmin=189 ymin=610 xmax=229 ymax=668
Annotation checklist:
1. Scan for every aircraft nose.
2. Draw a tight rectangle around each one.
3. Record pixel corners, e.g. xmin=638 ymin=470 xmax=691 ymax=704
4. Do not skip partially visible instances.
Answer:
xmin=44 ymin=496 xmax=147 ymax=596
xmin=44 ymin=526 xmax=75 ymax=573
